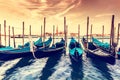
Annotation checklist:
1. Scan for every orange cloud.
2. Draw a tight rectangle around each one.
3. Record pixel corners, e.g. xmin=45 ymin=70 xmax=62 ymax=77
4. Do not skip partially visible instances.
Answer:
xmin=18 ymin=0 xmax=82 ymax=17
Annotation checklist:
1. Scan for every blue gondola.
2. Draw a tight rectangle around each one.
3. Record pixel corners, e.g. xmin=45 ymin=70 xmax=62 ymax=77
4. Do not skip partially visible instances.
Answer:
xmin=0 ymin=37 xmax=51 ymax=51
xmin=0 ymin=46 xmax=14 ymax=51
xmin=18 ymin=37 xmax=42 ymax=48
xmin=0 ymin=38 xmax=65 ymax=61
xmin=69 ymin=37 xmax=83 ymax=61
xmin=92 ymin=37 xmax=120 ymax=58
xmin=82 ymin=37 xmax=115 ymax=65
xmin=92 ymin=37 xmax=110 ymax=51
xmin=0 ymin=37 xmax=43 ymax=51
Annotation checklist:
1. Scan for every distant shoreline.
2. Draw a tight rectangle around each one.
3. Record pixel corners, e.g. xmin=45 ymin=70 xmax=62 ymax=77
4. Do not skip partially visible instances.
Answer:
xmin=10 ymin=36 xmax=115 ymax=39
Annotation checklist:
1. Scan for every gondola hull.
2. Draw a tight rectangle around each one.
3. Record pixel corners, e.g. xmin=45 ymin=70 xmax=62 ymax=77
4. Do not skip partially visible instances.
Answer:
xmin=35 ymin=46 xmax=65 ymax=58
xmin=69 ymin=38 xmax=83 ymax=62
xmin=0 ymin=46 xmax=65 ymax=61
xmin=0 ymin=37 xmax=52 ymax=51
xmin=82 ymin=37 xmax=116 ymax=65
xmin=85 ymin=49 xmax=115 ymax=65
xmin=69 ymin=53 xmax=82 ymax=62
xmin=18 ymin=37 xmax=52 ymax=48
xmin=0 ymin=39 xmax=65 ymax=61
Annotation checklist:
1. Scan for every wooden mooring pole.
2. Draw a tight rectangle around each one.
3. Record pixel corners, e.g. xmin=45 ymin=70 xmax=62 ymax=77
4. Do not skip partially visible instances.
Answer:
xmin=64 ymin=17 xmax=67 ymax=47
xmin=110 ymin=15 xmax=115 ymax=48
xmin=87 ymin=16 xmax=89 ymax=43
xmin=12 ymin=27 xmax=16 ymax=48
xmin=4 ymin=20 xmax=6 ymax=46
xmin=86 ymin=16 xmax=89 ymax=49
xmin=0 ymin=24 xmax=1 ymax=45
xmin=64 ymin=17 xmax=67 ymax=55
xmin=110 ymin=15 xmax=117 ymax=57
xmin=8 ymin=26 xmax=11 ymax=46
xmin=29 ymin=25 xmax=31 ymax=36
xmin=53 ymin=25 xmax=55 ymax=45
xmin=78 ymin=24 xmax=80 ymax=43
xmin=66 ymin=25 xmax=68 ymax=46
xmin=22 ymin=22 xmax=25 ymax=47
xmin=43 ymin=17 xmax=46 ymax=42
xmin=102 ymin=25 xmax=104 ymax=42
xmin=41 ymin=25 xmax=42 ymax=40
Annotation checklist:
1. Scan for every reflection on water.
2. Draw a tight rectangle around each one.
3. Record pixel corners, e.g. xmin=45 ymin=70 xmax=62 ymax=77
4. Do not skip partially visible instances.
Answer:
xmin=70 ymin=57 xmax=84 ymax=80
xmin=0 ymin=61 xmax=4 ymax=66
xmin=0 ymin=55 xmax=120 ymax=80
xmin=89 ymin=58 xmax=113 ymax=80
xmin=3 ymin=57 xmax=34 ymax=80
xmin=39 ymin=53 xmax=63 ymax=80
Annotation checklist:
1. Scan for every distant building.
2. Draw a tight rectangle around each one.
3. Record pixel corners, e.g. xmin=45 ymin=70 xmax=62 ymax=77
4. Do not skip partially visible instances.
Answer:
xmin=58 ymin=31 xmax=64 ymax=36
xmin=45 ymin=32 xmax=52 ymax=36
xmin=70 ymin=33 xmax=78 ymax=37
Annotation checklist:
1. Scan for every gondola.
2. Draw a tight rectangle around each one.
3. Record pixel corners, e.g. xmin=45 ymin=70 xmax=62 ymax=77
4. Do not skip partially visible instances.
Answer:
xmin=92 ymin=37 xmax=120 ymax=58
xmin=0 ymin=37 xmax=42 ymax=51
xmin=81 ymin=37 xmax=115 ymax=65
xmin=0 ymin=37 xmax=51 ymax=51
xmin=92 ymin=37 xmax=110 ymax=52
xmin=0 ymin=46 xmax=13 ymax=51
xmin=18 ymin=37 xmax=42 ymax=48
xmin=69 ymin=37 xmax=83 ymax=61
xmin=0 ymin=38 xmax=65 ymax=61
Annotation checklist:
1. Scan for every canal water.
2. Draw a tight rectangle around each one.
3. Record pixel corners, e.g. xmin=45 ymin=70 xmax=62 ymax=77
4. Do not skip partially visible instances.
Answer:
xmin=0 ymin=38 xmax=120 ymax=80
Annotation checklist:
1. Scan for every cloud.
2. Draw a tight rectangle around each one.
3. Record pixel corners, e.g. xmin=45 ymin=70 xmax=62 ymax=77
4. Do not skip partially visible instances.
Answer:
xmin=0 ymin=0 xmax=82 ymax=19
xmin=55 ymin=0 xmax=82 ymax=17
xmin=17 ymin=0 xmax=82 ymax=17
xmin=0 ymin=0 xmax=30 ymax=18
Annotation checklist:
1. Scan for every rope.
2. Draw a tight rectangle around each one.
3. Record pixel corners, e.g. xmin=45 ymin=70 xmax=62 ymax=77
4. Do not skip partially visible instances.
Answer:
xmin=29 ymin=35 xmax=37 ymax=59
xmin=32 ymin=47 xmax=37 ymax=59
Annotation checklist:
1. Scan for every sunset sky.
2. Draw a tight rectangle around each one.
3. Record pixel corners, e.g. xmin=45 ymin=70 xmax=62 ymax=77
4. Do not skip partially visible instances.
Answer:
xmin=0 ymin=0 xmax=120 ymax=35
